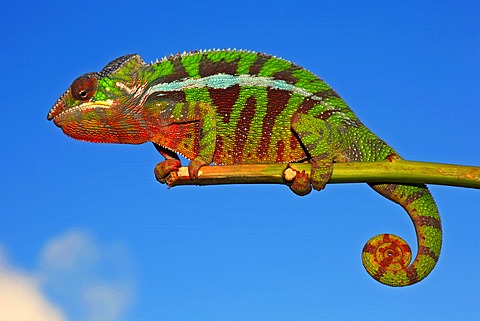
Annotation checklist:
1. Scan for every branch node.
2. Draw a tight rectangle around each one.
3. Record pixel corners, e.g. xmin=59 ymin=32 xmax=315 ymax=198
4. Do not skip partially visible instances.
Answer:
xmin=283 ymin=167 xmax=297 ymax=182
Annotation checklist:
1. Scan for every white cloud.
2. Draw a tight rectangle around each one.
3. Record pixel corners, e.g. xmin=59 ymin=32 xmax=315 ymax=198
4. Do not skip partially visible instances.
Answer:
xmin=84 ymin=284 xmax=132 ymax=320
xmin=0 ymin=230 xmax=135 ymax=321
xmin=0 ymin=247 xmax=66 ymax=321
xmin=40 ymin=230 xmax=100 ymax=271
xmin=39 ymin=230 xmax=135 ymax=321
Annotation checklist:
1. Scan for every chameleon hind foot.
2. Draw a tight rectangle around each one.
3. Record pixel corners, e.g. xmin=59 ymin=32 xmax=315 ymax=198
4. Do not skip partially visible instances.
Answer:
xmin=187 ymin=157 xmax=210 ymax=180
xmin=285 ymin=158 xmax=333 ymax=196
xmin=309 ymin=156 xmax=334 ymax=191
xmin=286 ymin=167 xmax=312 ymax=196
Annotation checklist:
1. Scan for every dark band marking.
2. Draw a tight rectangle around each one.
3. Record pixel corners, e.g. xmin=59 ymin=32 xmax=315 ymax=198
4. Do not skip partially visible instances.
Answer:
xmin=418 ymin=246 xmax=440 ymax=262
xmin=404 ymin=189 xmax=430 ymax=207
xmin=209 ymin=85 xmax=241 ymax=124
xmin=233 ymin=96 xmax=257 ymax=164
xmin=153 ymin=58 xmax=190 ymax=85
xmin=406 ymin=268 xmax=419 ymax=283
xmin=276 ymin=140 xmax=286 ymax=163
xmin=199 ymin=57 xmax=239 ymax=77
xmin=272 ymin=69 xmax=300 ymax=84
xmin=249 ymin=54 xmax=270 ymax=75
xmin=318 ymin=109 xmax=341 ymax=121
xmin=257 ymin=89 xmax=292 ymax=160
xmin=312 ymin=88 xmax=340 ymax=100
xmin=296 ymin=96 xmax=320 ymax=114
xmin=413 ymin=216 xmax=442 ymax=231
xmin=213 ymin=135 xmax=224 ymax=164
xmin=289 ymin=134 xmax=302 ymax=156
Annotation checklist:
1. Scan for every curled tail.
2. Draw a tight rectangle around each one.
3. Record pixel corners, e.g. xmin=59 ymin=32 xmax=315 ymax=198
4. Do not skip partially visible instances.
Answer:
xmin=362 ymin=183 xmax=442 ymax=286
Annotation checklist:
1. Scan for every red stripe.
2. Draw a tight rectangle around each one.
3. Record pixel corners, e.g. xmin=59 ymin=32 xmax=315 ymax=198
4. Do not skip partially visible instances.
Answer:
xmin=257 ymin=89 xmax=292 ymax=161
xmin=233 ymin=96 xmax=256 ymax=164
xmin=209 ymin=85 xmax=241 ymax=124
xmin=275 ymin=140 xmax=285 ymax=163
xmin=213 ymin=135 xmax=224 ymax=164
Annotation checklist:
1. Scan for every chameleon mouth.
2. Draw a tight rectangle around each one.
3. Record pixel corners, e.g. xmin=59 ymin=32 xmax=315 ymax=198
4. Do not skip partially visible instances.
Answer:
xmin=47 ymin=97 xmax=67 ymax=121
xmin=47 ymin=99 xmax=114 ymax=121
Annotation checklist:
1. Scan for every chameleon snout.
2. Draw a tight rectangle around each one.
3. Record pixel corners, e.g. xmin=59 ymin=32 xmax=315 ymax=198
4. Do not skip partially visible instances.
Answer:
xmin=47 ymin=98 xmax=66 ymax=121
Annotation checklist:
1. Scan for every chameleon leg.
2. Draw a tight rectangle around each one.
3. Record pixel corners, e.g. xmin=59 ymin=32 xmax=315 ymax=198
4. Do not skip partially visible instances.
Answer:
xmin=290 ymin=113 xmax=336 ymax=194
xmin=151 ymin=101 xmax=217 ymax=180
xmin=153 ymin=143 xmax=181 ymax=182
xmin=187 ymin=102 xmax=217 ymax=179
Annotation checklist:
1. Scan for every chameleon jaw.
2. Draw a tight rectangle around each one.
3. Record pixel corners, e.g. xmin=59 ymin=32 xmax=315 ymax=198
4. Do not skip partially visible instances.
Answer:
xmin=47 ymin=99 xmax=114 ymax=122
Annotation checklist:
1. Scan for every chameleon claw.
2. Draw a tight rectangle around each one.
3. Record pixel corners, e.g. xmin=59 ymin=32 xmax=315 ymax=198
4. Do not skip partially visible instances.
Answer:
xmin=289 ymin=169 xmax=313 ymax=196
xmin=165 ymin=171 xmax=179 ymax=186
xmin=385 ymin=153 xmax=400 ymax=162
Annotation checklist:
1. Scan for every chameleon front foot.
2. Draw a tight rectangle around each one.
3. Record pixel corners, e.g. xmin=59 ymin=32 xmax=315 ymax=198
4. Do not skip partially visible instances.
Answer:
xmin=187 ymin=157 xmax=210 ymax=179
xmin=154 ymin=159 xmax=182 ymax=183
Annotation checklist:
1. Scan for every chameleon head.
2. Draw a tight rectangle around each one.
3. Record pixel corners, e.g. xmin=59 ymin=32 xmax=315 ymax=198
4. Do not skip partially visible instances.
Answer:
xmin=47 ymin=54 xmax=152 ymax=144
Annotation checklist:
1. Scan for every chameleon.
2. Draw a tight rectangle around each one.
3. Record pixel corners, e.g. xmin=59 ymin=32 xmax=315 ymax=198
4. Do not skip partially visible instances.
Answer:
xmin=47 ymin=49 xmax=442 ymax=286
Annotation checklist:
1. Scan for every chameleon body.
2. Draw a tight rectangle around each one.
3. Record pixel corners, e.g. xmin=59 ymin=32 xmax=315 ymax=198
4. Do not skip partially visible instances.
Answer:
xmin=48 ymin=49 xmax=442 ymax=286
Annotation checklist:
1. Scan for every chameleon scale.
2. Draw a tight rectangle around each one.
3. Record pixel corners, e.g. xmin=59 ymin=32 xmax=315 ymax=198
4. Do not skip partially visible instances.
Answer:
xmin=48 ymin=49 xmax=442 ymax=286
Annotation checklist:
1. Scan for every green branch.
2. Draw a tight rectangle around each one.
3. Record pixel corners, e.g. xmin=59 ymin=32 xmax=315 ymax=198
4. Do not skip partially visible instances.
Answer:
xmin=164 ymin=159 xmax=480 ymax=189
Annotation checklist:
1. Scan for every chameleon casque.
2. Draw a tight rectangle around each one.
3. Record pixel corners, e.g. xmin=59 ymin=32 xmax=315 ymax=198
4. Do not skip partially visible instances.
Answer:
xmin=47 ymin=49 xmax=442 ymax=286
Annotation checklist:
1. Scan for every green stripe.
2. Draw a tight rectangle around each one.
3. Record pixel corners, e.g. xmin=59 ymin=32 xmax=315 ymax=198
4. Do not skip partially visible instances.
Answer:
xmin=258 ymin=57 xmax=292 ymax=77
xmin=243 ymin=87 xmax=269 ymax=155
xmin=292 ymin=69 xmax=331 ymax=93
xmin=229 ymin=86 xmax=266 ymax=136
xmin=419 ymin=225 xmax=442 ymax=257
xmin=151 ymin=60 xmax=175 ymax=79
xmin=181 ymin=54 xmax=202 ymax=78
xmin=237 ymin=52 xmax=258 ymax=75
xmin=206 ymin=50 xmax=242 ymax=63
xmin=184 ymin=87 xmax=213 ymax=105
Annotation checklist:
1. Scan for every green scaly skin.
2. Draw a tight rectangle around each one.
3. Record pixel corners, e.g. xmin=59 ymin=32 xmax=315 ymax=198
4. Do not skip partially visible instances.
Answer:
xmin=47 ymin=49 xmax=442 ymax=286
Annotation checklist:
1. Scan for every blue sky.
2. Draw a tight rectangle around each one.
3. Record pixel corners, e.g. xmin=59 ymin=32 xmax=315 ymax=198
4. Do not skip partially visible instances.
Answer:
xmin=1 ymin=0 xmax=479 ymax=320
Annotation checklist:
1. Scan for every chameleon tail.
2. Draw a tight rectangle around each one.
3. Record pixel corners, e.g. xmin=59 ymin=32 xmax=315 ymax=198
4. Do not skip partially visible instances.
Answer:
xmin=362 ymin=183 xmax=442 ymax=286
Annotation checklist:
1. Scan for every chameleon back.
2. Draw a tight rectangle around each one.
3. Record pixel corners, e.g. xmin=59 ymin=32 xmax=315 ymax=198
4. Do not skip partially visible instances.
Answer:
xmin=139 ymin=50 xmax=361 ymax=165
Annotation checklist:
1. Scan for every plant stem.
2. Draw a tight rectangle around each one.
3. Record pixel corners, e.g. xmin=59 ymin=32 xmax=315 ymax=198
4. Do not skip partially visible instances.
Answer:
xmin=164 ymin=160 xmax=480 ymax=189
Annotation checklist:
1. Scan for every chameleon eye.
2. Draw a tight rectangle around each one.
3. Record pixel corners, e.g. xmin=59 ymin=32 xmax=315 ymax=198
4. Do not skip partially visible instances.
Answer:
xmin=71 ymin=74 xmax=97 ymax=101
